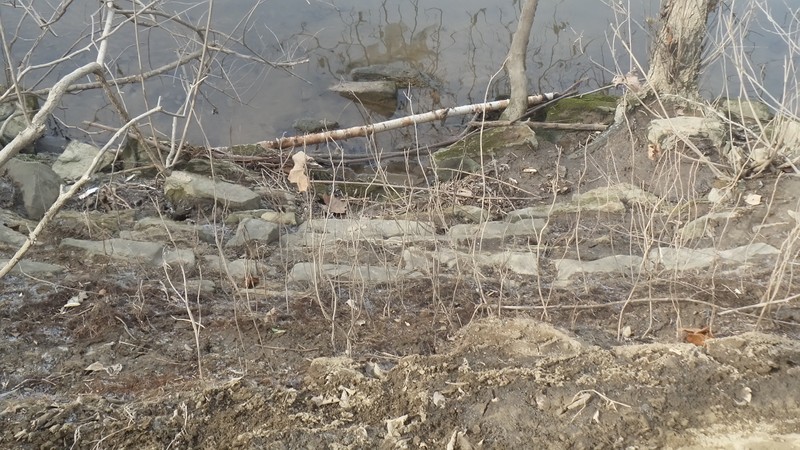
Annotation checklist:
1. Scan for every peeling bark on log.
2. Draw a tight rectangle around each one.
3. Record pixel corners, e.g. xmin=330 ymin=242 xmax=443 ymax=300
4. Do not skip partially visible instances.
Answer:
xmin=647 ymin=0 xmax=717 ymax=96
xmin=250 ymin=92 xmax=558 ymax=151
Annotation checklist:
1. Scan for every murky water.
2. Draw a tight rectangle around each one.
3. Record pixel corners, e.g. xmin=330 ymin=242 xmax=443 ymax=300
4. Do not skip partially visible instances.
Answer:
xmin=1 ymin=1 xmax=796 ymax=148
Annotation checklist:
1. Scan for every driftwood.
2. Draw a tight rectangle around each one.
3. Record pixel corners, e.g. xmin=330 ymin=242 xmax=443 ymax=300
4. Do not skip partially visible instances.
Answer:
xmin=247 ymin=92 xmax=559 ymax=151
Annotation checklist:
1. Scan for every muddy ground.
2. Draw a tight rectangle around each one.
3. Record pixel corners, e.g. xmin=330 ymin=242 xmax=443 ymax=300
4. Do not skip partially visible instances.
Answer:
xmin=1 ymin=102 xmax=800 ymax=449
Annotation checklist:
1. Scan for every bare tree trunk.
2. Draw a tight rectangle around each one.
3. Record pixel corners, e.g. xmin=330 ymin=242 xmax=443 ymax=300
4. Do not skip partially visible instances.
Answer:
xmin=500 ymin=0 xmax=539 ymax=121
xmin=647 ymin=0 xmax=717 ymax=96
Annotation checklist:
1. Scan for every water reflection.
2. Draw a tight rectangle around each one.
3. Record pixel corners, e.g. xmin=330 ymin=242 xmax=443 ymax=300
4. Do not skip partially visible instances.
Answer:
xmin=0 ymin=0 xmax=796 ymax=150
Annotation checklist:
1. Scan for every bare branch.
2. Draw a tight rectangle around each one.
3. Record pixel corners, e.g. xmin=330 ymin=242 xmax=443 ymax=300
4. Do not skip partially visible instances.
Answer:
xmin=0 ymin=104 xmax=163 ymax=279
xmin=0 ymin=2 xmax=117 ymax=169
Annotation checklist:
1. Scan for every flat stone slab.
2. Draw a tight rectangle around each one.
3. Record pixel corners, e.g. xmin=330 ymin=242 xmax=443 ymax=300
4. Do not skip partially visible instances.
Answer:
xmin=59 ymin=238 xmax=193 ymax=268
xmin=298 ymin=219 xmax=435 ymax=240
xmin=201 ymin=255 xmax=274 ymax=280
xmin=506 ymin=183 xmax=659 ymax=222
xmin=164 ymin=170 xmax=261 ymax=211
xmin=649 ymin=243 xmax=780 ymax=271
xmin=555 ymin=255 xmax=643 ymax=286
xmin=402 ymin=248 xmax=539 ymax=276
xmin=0 ymin=224 xmax=27 ymax=247
xmin=0 ymin=258 xmax=64 ymax=275
xmin=289 ymin=262 xmax=420 ymax=284
xmin=121 ymin=217 xmax=215 ymax=244
xmin=447 ymin=219 xmax=546 ymax=244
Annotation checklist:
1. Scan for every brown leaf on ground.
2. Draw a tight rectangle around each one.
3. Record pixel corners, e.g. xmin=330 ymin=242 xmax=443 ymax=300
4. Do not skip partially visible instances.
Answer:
xmin=681 ymin=326 xmax=713 ymax=347
xmin=322 ymin=193 xmax=347 ymax=214
xmin=287 ymin=151 xmax=311 ymax=192
xmin=648 ymin=143 xmax=661 ymax=161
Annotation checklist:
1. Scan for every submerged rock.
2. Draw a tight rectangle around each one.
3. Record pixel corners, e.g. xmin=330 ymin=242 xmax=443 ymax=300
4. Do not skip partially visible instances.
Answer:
xmin=330 ymin=81 xmax=397 ymax=116
xmin=292 ymin=118 xmax=339 ymax=133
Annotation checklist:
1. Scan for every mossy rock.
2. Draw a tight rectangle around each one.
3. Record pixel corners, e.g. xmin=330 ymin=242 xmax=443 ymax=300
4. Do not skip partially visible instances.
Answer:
xmin=545 ymin=93 xmax=618 ymax=125
xmin=432 ymin=124 xmax=537 ymax=181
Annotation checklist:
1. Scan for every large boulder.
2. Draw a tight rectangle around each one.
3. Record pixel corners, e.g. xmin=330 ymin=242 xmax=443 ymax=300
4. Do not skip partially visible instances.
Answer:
xmin=1 ymin=158 xmax=61 ymax=220
xmin=51 ymin=141 xmax=115 ymax=180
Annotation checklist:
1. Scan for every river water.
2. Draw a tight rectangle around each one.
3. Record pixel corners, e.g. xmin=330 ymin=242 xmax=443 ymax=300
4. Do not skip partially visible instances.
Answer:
xmin=1 ymin=0 xmax=796 ymax=149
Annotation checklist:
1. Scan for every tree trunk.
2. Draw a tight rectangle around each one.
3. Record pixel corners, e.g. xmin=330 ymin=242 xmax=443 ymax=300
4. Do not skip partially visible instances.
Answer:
xmin=500 ymin=0 xmax=539 ymax=121
xmin=647 ymin=0 xmax=717 ymax=97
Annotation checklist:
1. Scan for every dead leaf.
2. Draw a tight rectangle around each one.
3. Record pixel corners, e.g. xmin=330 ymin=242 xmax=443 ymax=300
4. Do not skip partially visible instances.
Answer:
xmin=681 ymin=326 xmax=713 ymax=346
xmin=648 ymin=143 xmax=661 ymax=160
xmin=744 ymin=194 xmax=762 ymax=206
xmin=455 ymin=188 xmax=473 ymax=198
xmin=322 ymin=194 xmax=347 ymax=214
xmin=85 ymin=362 xmax=107 ymax=372
xmin=287 ymin=151 xmax=311 ymax=192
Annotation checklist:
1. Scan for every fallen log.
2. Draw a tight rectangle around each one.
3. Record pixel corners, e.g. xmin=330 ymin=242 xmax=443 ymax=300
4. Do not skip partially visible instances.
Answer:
xmin=242 ymin=92 xmax=561 ymax=151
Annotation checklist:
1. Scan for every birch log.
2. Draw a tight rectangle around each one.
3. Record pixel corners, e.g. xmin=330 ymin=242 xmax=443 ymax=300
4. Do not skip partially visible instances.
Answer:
xmin=253 ymin=92 xmax=558 ymax=151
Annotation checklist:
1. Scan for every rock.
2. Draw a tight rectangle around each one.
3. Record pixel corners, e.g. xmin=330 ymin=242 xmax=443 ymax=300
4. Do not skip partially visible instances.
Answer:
xmin=224 ymin=209 xmax=274 ymax=225
xmin=260 ymin=210 xmax=297 ymax=226
xmin=201 ymin=255 xmax=274 ymax=280
xmin=254 ymin=187 xmax=297 ymax=209
xmin=446 ymin=204 xmax=491 ymax=223
xmin=647 ymin=116 xmax=725 ymax=153
xmin=720 ymin=99 xmax=773 ymax=123
xmin=162 ymin=249 xmax=196 ymax=269
xmin=298 ymin=219 xmax=435 ymax=240
xmin=1 ymin=158 xmax=61 ymax=220
xmin=649 ymin=243 xmax=780 ymax=271
xmin=0 ymin=258 xmax=64 ymax=275
xmin=226 ymin=218 xmax=280 ymax=247
xmin=0 ymin=114 xmax=33 ymax=152
xmin=330 ymin=81 xmax=397 ymax=116
xmin=164 ymin=170 xmax=261 ymax=212
xmin=402 ymin=248 xmax=539 ymax=276
xmin=54 ymin=210 xmax=135 ymax=238
xmin=555 ymin=255 xmax=643 ymax=286
xmin=545 ymin=93 xmax=618 ymax=124
xmin=447 ymin=219 xmax=546 ymax=245
xmin=679 ymin=210 xmax=741 ymax=241
xmin=507 ymin=183 xmax=660 ymax=222
xmin=0 ymin=209 xmax=36 ymax=231
xmin=292 ymin=118 xmax=339 ymax=133
xmin=433 ymin=124 xmax=537 ymax=181
xmin=288 ymin=262 xmax=419 ymax=284
xmin=350 ymin=63 xmax=436 ymax=87
xmin=767 ymin=116 xmax=800 ymax=160
xmin=174 ymin=158 xmax=252 ymax=182
xmin=122 ymin=217 xmax=216 ymax=244
xmin=60 ymin=238 xmax=165 ymax=265
xmin=0 ymin=224 xmax=27 ymax=248
xmin=0 ymin=100 xmax=14 ymax=122
xmin=51 ymin=141 xmax=115 ymax=180
xmin=174 ymin=279 xmax=216 ymax=296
